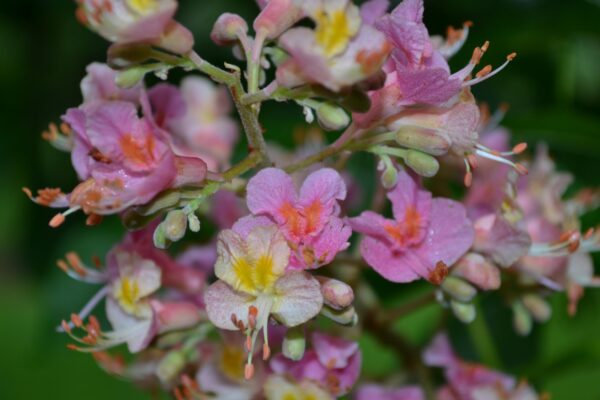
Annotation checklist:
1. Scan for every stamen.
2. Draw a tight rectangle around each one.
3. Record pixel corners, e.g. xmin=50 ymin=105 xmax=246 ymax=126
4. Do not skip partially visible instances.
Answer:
xmin=463 ymin=158 xmax=473 ymax=187
xmin=57 ymin=286 xmax=109 ymax=332
xmin=463 ymin=53 xmax=517 ymax=87
xmin=474 ymin=147 xmax=528 ymax=175
xmin=49 ymin=206 xmax=82 ymax=228
xmin=244 ymin=363 xmax=255 ymax=380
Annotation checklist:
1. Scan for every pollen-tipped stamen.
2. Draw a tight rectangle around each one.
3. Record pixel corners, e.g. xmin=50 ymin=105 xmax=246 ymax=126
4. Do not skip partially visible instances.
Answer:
xmin=463 ymin=53 xmax=517 ymax=87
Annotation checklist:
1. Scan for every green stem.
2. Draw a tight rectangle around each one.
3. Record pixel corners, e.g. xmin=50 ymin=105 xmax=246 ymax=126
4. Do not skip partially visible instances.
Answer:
xmin=188 ymin=51 xmax=269 ymax=164
xmin=222 ymin=151 xmax=263 ymax=181
xmin=284 ymin=132 xmax=397 ymax=173
xmin=387 ymin=291 xmax=437 ymax=320
xmin=187 ymin=51 xmax=236 ymax=86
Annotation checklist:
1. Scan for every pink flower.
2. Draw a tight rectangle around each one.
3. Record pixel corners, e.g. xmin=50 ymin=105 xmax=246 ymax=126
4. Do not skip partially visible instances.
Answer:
xmin=149 ymin=76 xmax=239 ymax=172
xmin=349 ymin=170 xmax=474 ymax=283
xmin=276 ymin=0 xmax=391 ymax=91
xmin=76 ymin=0 xmax=194 ymax=54
xmin=270 ymin=332 xmax=361 ymax=396
xmin=204 ymin=223 xmax=323 ymax=378
xmin=355 ymin=385 xmax=424 ymax=400
xmin=245 ymin=168 xmax=352 ymax=270
xmin=27 ymin=101 xmax=207 ymax=225
xmin=423 ymin=333 xmax=539 ymax=400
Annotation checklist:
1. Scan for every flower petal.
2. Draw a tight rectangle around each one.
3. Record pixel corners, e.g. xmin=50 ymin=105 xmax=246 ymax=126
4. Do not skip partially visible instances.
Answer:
xmin=272 ymin=271 xmax=323 ymax=326
xmin=204 ymin=281 xmax=254 ymax=330
xmin=246 ymin=168 xmax=298 ymax=223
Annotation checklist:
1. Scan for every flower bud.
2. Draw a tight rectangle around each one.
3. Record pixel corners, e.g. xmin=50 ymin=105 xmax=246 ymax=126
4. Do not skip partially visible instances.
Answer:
xmin=163 ymin=210 xmax=188 ymax=243
xmin=152 ymin=301 xmax=202 ymax=334
xmin=395 ymin=127 xmax=451 ymax=156
xmin=188 ymin=213 xmax=201 ymax=233
xmin=450 ymin=300 xmax=476 ymax=324
xmin=116 ymin=67 xmax=147 ymax=89
xmin=522 ymin=294 xmax=552 ymax=323
xmin=512 ymin=300 xmax=533 ymax=336
xmin=453 ymin=253 xmax=501 ymax=291
xmin=153 ymin=223 xmax=170 ymax=249
xmin=441 ymin=276 xmax=477 ymax=303
xmin=156 ymin=350 xmax=187 ymax=385
xmin=282 ymin=327 xmax=306 ymax=361
xmin=379 ymin=157 xmax=399 ymax=189
xmin=316 ymin=102 xmax=350 ymax=131
xmin=317 ymin=276 xmax=354 ymax=310
xmin=211 ymin=13 xmax=248 ymax=46
xmin=253 ymin=0 xmax=303 ymax=40
xmin=320 ymin=305 xmax=358 ymax=326
xmin=404 ymin=150 xmax=440 ymax=178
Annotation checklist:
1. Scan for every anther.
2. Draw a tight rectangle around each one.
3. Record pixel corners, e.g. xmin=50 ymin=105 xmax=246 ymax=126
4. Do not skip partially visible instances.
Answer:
xmin=263 ymin=343 xmax=271 ymax=360
xmin=71 ymin=313 xmax=83 ymax=328
xmin=49 ymin=213 xmax=66 ymax=228
xmin=244 ymin=363 xmax=255 ymax=380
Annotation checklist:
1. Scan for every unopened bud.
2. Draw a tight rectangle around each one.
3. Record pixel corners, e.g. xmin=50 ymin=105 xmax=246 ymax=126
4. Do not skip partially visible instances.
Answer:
xmin=395 ymin=128 xmax=451 ymax=156
xmin=211 ymin=13 xmax=248 ymax=46
xmin=253 ymin=0 xmax=302 ymax=40
xmin=512 ymin=300 xmax=533 ymax=336
xmin=282 ymin=327 xmax=306 ymax=361
xmin=188 ymin=213 xmax=201 ymax=233
xmin=522 ymin=294 xmax=552 ymax=323
xmin=441 ymin=276 xmax=477 ymax=303
xmin=316 ymin=102 xmax=350 ymax=131
xmin=164 ymin=210 xmax=187 ymax=242
xmin=320 ymin=305 xmax=358 ymax=326
xmin=153 ymin=223 xmax=170 ymax=249
xmin=404 ymin=150 xmax=440 ymax=178
xmin=116 ymin=67 xmax=146 ymax=88
xmin=450 ymin=300 xmax=476 ymax=324
xmin=317 ymin=276 xmax=354 ymax=310
xmin=380 ymin=158 xmax=399 ymax=189
xmin=156 ymin=350 xmax=187 ymax=385
xmin=154 ymin=301 xmax=202 ymax=334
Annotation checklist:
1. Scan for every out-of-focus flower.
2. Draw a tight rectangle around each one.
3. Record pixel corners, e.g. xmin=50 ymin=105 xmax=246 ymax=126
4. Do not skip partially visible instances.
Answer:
xmin=264 ymin=375 xmax=333 ymax=400
xmin=355 ymin=384 xmax=424 ymax=400
xmin=75 ymin=0 xmax=193 ymax=54
xmin=349 ymin=169 xmax=473 ymax=283
xmin=195 ymin=336 xmax=265 ymax=399
xmin=270 ymin=332 xmax=361 ymax=396
xmin=515 ymin=146 xmax=600 ymax=315
xmin=149 ymin=76 xmax=239 ymax=172
xmin=276 ymin=0 xmax=391 ymax=91
xmin=245 ymin=168 xmax=352 ymax=270
xmin=204 ymin=224 xmax=323 ymax=378
xmin=423 ymin=333 xmax=540 ymax=400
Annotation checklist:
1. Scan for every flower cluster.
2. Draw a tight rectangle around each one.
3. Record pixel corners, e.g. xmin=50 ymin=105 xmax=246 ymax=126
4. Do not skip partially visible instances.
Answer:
xmin=26 ymin=0 xmax=599 ymax=398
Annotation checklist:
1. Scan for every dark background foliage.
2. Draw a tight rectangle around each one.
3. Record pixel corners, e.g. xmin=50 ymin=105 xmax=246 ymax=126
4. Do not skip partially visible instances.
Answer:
xmin=0 ymin=0 xmax=599 ymax=398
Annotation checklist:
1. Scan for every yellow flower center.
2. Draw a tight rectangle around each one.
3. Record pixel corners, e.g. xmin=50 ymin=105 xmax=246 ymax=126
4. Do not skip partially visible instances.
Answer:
xmin=219 ymin=345 xmax=245 ymax=382
xmin=233 ymin=254 xmax=279 ymax=294
xmin=127 ymin=0 xmax=158 ymax=14
xmin=314 ymin=9 xmax=354 ymax=57
xmin=114 ymin=277 xmax=141 ymax=314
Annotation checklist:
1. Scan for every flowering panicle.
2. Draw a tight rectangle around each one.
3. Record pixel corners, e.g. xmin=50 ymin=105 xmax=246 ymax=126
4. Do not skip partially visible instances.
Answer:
xmin=25 ymin=0 xmax=600 ymax=398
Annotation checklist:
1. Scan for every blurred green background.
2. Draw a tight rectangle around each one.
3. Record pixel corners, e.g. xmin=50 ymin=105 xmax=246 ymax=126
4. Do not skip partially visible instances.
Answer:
xmin=1 ymin=0 xmax=599 ymax=398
